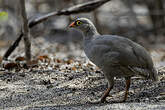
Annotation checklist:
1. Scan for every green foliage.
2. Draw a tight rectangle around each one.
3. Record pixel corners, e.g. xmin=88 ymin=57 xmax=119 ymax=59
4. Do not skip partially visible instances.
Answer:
xmin=0 ymin=11 xmax=8 ymax=22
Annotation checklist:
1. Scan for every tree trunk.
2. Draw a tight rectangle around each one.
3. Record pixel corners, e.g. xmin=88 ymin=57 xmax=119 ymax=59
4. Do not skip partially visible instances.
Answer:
xmin=146 ymin=0 xmax=165 ymax=35
xmin=19 ymin=0 xmax=31 ymax=61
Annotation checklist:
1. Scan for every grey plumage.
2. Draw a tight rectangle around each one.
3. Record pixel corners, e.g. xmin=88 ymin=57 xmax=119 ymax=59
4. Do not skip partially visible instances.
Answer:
xmin=69 ymin=18 xmax=158 ymax=102
xmin=84 ymin=35 xmax=158 ymax=81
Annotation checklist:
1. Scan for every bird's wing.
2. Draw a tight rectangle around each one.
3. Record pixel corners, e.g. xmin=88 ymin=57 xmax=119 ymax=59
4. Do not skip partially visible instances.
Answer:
xmin=93 ymin=35 xmax=157 ymax=79
xmin=94 ymin=35 xmax=153 ymax=69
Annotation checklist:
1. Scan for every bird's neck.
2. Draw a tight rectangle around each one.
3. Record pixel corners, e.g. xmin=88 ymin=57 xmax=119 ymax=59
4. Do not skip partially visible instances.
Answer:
xmin=83 ymin=25 xmax=99 ymax=40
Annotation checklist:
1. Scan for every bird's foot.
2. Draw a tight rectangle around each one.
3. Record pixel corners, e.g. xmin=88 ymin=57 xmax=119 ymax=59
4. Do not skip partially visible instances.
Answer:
xmin=110 ymin=99 xmax=127 ymax=104
xmin=121 ymin=99 xmax=126 ymax=102
xmin=88 ymin=100 xmax=101 ymax=104
xmin=88 ymin=99 xmax=108 ymax=104
xmin=100 ymin=98 xmax=108 ymax=103
xmin=89 ymin=99 xmax=125 ymax=104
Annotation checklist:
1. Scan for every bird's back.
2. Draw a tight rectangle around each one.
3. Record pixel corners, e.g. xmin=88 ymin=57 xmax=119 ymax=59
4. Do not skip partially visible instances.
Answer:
xmin=84 ymin=35 xmax=158 ymax=81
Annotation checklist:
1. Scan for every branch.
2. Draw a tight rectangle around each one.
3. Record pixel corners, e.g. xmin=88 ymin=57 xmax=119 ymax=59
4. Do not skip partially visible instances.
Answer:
xmin=3 ymin=0 xmax=111 ymax=60
xmin=20 ymin=0 xmax=31 ymax=61
xmin=29 ymin=0 xmax=111 ymax=27
xmin=3 ymin=31 xmax=23 ymax=60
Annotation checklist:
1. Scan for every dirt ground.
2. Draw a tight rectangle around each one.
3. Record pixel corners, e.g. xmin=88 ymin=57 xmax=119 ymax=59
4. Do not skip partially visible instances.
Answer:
xmin=0 ymin=38 xmax=165 ymax=110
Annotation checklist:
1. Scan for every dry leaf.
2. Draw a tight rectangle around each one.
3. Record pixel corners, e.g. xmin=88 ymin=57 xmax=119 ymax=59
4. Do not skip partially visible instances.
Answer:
xmin=65 ymin=59 xmax=73 ymax=64
xmin=78 ymin=63 xmax=82 ymax=67
xmin=26 ymin=60 xmax=38 ymax=68
xmin=4 ymin=62 xmax=19 ymax=70
xmin=71 ymin=67 xmax=77 ymax=71
xmin=56 ymin=59 xmax=62 ymax=63
xmin=15 ymin=56 xmax=25 ymax=61
xmin=37 ymin=55 xmax=50 ymax=62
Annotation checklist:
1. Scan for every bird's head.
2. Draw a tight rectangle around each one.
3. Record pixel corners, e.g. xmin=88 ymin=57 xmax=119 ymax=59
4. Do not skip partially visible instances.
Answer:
xmin=69 ymin=18 xmax=97 ymax=34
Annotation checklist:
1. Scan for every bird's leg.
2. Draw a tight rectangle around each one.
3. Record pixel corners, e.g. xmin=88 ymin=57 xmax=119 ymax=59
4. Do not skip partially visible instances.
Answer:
xmin=100 ymin=87 xmax=111 ymax=103
xmin=122 ymin=77 xmax=131 ymax=102
xmin=100 ymin=83 xmax=114 ymax=103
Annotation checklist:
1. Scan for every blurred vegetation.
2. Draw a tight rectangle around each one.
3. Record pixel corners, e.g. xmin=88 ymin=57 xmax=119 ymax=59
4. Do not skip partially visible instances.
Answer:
xmin=0 ymin=0 xmax=165 ymax=44
xmin=0 ymin=11 xmax=8 ymax=22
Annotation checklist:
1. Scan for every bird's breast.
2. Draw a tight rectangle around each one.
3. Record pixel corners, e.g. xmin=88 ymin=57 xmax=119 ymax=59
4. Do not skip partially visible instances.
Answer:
xmin=83 ymin=42 xmax=108 ymax=68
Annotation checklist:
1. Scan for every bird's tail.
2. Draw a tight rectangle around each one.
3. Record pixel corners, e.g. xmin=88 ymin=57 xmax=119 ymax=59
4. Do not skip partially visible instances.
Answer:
xmin=149 ymin=68 xmax=159 ymax=82
xmin=128 ymin=66 xmax=159 ymax=81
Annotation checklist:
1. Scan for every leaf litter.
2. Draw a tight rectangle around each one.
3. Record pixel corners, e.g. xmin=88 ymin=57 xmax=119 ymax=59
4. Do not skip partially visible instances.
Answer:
xmin=0 ymin=37 xmax=164 ymax=109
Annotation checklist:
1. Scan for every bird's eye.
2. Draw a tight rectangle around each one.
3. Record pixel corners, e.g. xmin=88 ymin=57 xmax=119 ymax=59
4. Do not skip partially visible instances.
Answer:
xmin=76 ymin=21 xmax=82 ymax=25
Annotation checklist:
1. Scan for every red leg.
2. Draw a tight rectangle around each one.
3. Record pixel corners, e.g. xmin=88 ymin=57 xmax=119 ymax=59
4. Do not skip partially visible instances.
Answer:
xmin=101 ymin=85 xmax=113 ymax=103
xmin=123 ymin=78 xmax=131 ymax=102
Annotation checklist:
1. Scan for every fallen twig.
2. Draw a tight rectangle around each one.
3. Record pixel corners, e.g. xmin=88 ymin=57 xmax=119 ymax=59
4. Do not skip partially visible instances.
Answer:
xmin=3 ymin=31 xmax=23 ymax=60
xmin=20 ymin=0 xmax=31 ymax=61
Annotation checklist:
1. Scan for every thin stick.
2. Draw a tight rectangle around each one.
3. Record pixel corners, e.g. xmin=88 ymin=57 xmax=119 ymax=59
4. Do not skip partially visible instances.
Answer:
xmin=3 ymin=0 xmax=111 ymax=60
xmin=20 ymin=0 xmax=31 ymax=61
xmin=3 ymin=31 xmax=23 ymax=60
xmin=29 ymin=0 xmax=111 ymax=27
